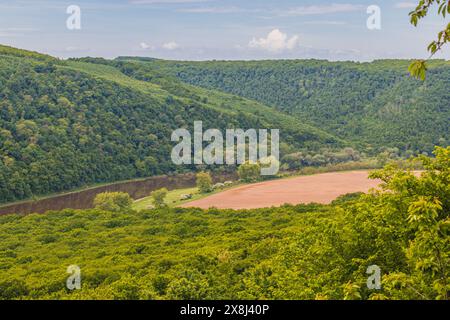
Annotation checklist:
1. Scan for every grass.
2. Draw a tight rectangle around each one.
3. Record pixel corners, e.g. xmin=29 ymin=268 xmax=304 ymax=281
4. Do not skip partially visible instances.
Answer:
xmin=133 ymin=187 xmax=199 ymax=210
xmin=132 ymin=183 xmax=242 ymax=210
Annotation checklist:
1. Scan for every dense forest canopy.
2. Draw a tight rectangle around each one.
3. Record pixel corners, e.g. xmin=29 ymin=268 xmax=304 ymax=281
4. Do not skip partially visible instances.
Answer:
xmin=0 ymin=147 xmax=448 ymax=300
xmin=127 ymin=58 xmax=449 ymax=153
xmin=0 ymin=45 xmax=448 ymax=205
xmin=0 ymin=45 xmax=341 ymax=204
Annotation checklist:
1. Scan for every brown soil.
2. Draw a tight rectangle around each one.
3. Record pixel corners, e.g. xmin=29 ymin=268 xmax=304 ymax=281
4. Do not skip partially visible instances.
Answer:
xmin=182 ymin=171 xmax=383 ymax=209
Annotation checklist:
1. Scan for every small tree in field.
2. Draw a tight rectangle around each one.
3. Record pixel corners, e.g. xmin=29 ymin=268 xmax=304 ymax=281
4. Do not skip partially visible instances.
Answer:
xmin=238 ymin=162 xmax=261 ymax=182
xmin=196 ymin=172 xmax=212 ymax=193
xmin=93 ymin=192 xmax=133 ymax=212
xmin=151 ymin=188 xmax=168 ymax=208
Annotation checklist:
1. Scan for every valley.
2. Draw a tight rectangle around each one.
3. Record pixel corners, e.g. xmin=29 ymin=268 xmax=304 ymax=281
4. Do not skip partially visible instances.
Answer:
xmin=0 ymin=45 xmax=448 ymax=301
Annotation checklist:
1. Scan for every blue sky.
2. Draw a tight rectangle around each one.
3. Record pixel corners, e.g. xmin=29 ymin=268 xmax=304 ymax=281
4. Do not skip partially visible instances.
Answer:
xmin=0 ymin=0 xmax=448 ymax=61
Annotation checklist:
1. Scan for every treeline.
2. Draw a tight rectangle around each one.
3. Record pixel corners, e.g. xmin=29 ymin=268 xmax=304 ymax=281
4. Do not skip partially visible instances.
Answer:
xmin=282 ymin=147 xmax=361 ymax=169
xmin=0 ymin=147 xmax=448 ymax=300
xmin=280 ymin=146 xmax=429 ymax=170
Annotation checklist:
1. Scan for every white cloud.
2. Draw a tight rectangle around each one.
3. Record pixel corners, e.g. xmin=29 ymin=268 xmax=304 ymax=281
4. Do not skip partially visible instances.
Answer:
xmin=162 ymin=41 xmax=180 ymax=50
xmin=140 ymin=42 xmax=154 ymax=50
xmin=394 ymin=2 xmax=416 ymax=9
xmin=279 ymin=4 xmax=364 ymax=16
xmin=248 ymin=29 xmax=299 ymax=53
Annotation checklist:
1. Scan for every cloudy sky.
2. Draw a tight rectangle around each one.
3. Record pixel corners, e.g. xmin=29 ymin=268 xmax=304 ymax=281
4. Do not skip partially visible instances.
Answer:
xmin=0 ymin=0 xmax=448 ymax=61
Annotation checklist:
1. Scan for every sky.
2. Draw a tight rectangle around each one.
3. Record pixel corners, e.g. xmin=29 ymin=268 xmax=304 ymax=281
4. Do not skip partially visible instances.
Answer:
xmin=0 ymin=0 xmax=448 ymax=61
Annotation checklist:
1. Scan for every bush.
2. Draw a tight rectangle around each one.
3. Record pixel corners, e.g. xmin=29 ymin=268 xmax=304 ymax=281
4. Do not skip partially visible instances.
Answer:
xmin=151 ymin=188 xmax=168 ymax=208
xmin=93 ymin=192 xmax=133 ymax=212
xmin=111 ymin=275 xmax=143 ymax=300
xmin=0 ymin=279 xmax=29 ymax=299
xmin=237 ymin=162 xmax=261 ymax=182
xmin=152 ymin=275 xmax=170 ymax=295
xmin=196 ymin=172 xmax=212 ymax=193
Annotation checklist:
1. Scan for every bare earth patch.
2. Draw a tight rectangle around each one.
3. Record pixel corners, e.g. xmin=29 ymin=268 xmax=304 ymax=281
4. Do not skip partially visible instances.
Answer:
xmin=181 ymin=170 xmax=382 ymax=209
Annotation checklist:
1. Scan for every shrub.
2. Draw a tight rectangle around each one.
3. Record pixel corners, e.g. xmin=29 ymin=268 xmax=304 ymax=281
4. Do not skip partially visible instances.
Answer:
xmin=93 ymin=192 xmax=133 ymax=212
xmin=237 ymin=162 xmax=260 ymax=182
xmin=196 ymin=172 xmax=213 ymax=193
xmin=0 ymin=279 xmax=29 ymax=299
xmin=151 ymin=188 xmax=168 ymax=208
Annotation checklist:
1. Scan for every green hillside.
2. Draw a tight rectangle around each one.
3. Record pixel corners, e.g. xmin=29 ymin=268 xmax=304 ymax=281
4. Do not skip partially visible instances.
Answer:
xmin=0 ymin=45 xmax=448 ymax=301
xmin=0 ymin=46 xmax=342 ymax=204
xmin=133 ymin=58 xmax=450 ymax=154
xmin=1 ymin=45 xmax=448 ymax=204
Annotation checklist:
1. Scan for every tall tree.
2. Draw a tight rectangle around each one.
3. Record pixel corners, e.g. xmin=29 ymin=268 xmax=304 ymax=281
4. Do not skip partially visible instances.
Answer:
xmin=408 ymin=0 xmax=450 ymax=79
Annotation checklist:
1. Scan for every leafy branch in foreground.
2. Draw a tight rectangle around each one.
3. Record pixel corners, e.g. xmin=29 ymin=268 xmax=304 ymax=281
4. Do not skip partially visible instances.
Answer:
xmin=409 ymin=0 xmax=450 ymax=80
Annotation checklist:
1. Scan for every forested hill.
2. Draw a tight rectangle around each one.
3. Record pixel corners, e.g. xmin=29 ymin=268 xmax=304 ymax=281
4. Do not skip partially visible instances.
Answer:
xmin=1 ymin=44 xmax=448 ymax=204
xmin=125 ymin=58 xmax=450 ymax=154
xmin=0 ymin=45 xmax=341 ymax=204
